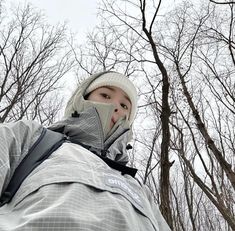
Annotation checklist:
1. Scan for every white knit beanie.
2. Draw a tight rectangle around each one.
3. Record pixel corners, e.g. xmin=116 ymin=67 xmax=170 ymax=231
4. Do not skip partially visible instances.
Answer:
xmin=85 ymin=72 xmax=137 ymax=124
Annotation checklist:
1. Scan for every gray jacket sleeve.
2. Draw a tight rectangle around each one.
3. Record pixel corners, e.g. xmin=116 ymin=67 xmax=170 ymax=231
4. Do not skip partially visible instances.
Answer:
xmin=0 ymin=120 xmax=43 ymax=195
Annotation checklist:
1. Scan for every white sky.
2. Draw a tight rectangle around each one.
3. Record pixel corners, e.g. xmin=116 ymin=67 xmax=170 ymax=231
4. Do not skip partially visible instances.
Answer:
xmin=10 ymin=0 xmax=98 ymax=42
xmin=10 ymin=0 xmax=182 ymax=40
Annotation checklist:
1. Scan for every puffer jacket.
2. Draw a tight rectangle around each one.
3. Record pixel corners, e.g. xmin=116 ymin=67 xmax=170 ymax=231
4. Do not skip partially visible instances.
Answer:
xmin=0 ymin=107 xmax=171 ymax=230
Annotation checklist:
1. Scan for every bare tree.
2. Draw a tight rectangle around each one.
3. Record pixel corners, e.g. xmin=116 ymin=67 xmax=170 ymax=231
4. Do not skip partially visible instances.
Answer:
xmin=74 ymin=0 xmax=235 ymax=230
xmin=163 ymin=1 xmax=235 ymax=229
xmin=0 ymin=3 xmax=74 ymax=124
xmin=93 ymin=0 xmax=174 ymax=227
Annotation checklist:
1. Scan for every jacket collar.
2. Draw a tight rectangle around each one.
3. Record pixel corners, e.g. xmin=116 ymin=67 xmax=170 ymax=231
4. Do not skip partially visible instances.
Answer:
xmin=48 ymin=107 xmax=131 ymax=165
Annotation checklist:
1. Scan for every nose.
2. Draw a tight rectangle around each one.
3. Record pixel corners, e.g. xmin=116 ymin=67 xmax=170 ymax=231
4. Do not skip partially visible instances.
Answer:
xmin=112 ymin=101 xmax=121 ymax=116
xmin=112 ymin=101 xmax=126 ymax=118
xmin=112 ymin=105 xmax=123 ymax=124
xmin=113 ymin=101 xmax=121 ymax=113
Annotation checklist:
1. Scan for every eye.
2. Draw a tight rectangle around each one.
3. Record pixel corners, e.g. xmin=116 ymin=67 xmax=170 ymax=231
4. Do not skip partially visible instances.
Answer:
xmin=121 ymin=103 xmax=128 ymax=110
xmin=100 ymin=93 xmax=110 ymax=99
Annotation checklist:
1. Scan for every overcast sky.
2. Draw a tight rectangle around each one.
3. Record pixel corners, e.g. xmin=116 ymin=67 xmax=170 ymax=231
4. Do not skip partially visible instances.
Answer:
xmin=8 ymin=0 xmax=184 ymax=46
xmin=11 ymin=0 xmax=98 ymax=42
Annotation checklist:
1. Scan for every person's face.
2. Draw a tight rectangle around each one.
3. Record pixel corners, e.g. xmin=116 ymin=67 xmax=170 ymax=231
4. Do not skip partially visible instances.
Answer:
xmin=87 ymin=86 xmax=132 ymax=129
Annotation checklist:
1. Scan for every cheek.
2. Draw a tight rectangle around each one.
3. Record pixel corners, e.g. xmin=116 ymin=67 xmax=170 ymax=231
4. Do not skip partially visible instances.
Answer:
xmin=120 ymin=109 xmax=130 ymax=118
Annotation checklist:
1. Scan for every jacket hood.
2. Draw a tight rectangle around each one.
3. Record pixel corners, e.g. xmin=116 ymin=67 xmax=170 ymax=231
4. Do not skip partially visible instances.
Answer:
xmin=64 ymin=72 xmax=107 ymax=117
xmin=64 ymin=71 xmax=135 ymax=139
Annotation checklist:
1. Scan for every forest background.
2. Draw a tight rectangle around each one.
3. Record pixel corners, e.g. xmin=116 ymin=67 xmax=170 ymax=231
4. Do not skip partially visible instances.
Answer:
xmin=0 ymin=0 xmax=235 ymax=230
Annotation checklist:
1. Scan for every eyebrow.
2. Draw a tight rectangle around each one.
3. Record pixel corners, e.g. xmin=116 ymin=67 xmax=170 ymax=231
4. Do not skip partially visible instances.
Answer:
xmin=104 ymin=86 xmax=131 ymax=104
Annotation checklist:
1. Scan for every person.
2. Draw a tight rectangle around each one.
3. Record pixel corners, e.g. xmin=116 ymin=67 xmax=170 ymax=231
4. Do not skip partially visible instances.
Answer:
xmin=0 ymin=71 xmax=171 ymax=230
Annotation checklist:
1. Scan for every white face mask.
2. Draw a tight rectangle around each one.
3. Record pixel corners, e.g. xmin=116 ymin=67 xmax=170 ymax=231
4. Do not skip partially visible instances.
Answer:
xmin=82 ymin=99 xmax=129 ymax=139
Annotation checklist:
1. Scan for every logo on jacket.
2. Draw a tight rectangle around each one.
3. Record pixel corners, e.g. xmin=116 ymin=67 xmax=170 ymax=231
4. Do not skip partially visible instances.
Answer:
xmin=105 ymin=176 xmax=142 ymax=207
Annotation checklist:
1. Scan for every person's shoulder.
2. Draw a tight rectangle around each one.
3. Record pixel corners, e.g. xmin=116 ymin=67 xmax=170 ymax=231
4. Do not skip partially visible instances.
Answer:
xmin=20 ymin=119 xmax=42 ymax=127
xmin=3 ymin=119 xmax=44 ymax=137
xmin=10 ymin=119 xmax=42 ymax=130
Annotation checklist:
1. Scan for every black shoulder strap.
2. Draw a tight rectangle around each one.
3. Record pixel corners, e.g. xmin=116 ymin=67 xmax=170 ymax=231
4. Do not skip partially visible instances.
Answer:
xmin=0 ymin=128 xmax=65 ymax=206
